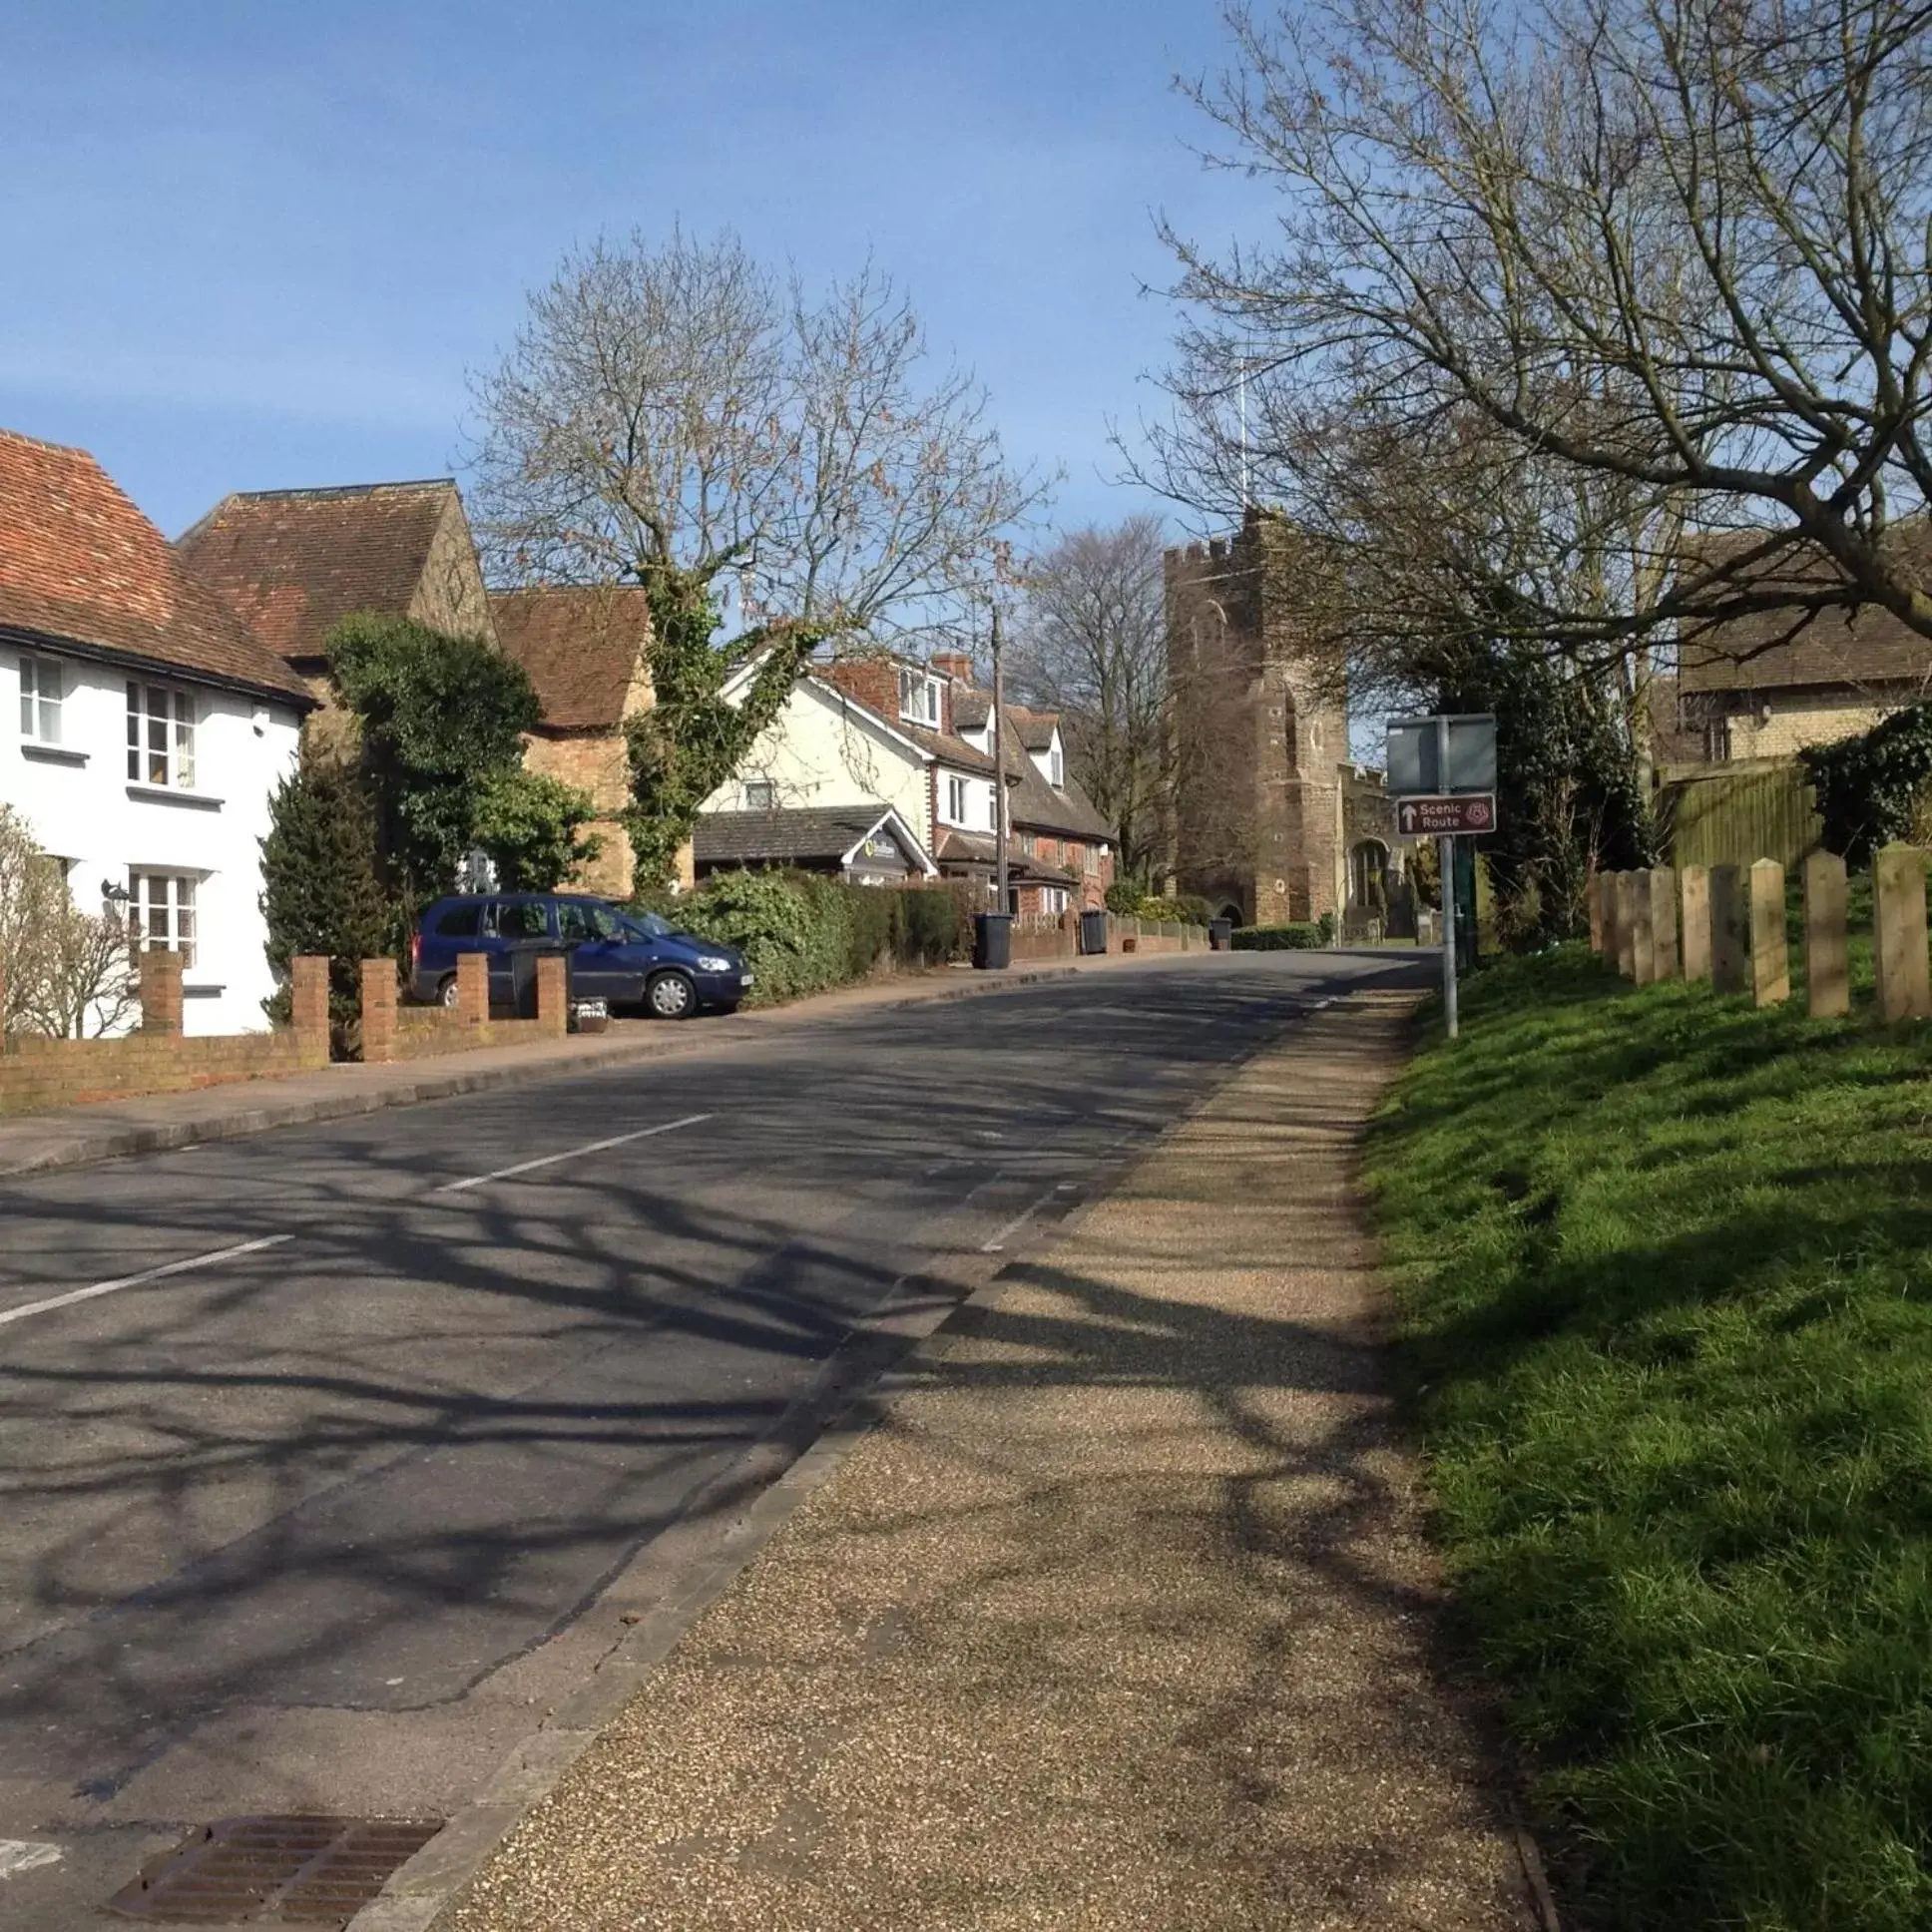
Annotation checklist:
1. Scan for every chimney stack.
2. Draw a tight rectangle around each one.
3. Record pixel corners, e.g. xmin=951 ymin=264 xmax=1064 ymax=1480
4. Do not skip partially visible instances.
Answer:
xmin=931 ymin=651 xmax=976 ymax=685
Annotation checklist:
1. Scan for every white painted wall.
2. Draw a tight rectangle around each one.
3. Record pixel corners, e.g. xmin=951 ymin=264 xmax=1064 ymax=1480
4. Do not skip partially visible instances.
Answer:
xmin=933 ymin=762 xmax=999 ymax=836
xmin=3 ymin=645 xmax=302 ymax=1036
xmin=704 ymin=676 xmax=934 ymax=845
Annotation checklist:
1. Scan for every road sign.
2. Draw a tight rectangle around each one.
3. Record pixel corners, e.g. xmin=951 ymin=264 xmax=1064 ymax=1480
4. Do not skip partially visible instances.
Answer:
xmin=1396 ymin=793 xmax=1497 ymax=837
xmin=1386 ymin=714 xmax=1497 ymax=796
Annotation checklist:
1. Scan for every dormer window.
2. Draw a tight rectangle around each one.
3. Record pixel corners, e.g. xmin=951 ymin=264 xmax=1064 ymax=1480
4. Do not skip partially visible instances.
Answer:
xmin=897 ymin=667 xmax=941 ymax=726
xmin=1049 ymin=741 xmax=1064 ymax=786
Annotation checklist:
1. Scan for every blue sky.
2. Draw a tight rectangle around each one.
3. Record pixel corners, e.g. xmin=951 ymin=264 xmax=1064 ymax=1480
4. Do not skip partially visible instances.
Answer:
xmin=0 ymin=0 xmax=1267 ymax=545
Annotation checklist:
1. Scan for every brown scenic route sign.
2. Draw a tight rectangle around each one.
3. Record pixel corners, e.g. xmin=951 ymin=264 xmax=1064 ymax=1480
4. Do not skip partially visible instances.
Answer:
xmin=1396 ymin=794 xmax=1497 ymax=837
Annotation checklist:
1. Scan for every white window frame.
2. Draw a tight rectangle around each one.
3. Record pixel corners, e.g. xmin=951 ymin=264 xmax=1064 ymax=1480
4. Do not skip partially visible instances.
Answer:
xmin=129 ymin=871 xmax=198 ymax=969
xmin=945 ymin=774 xmax=969 ymax=824
xmin=128 ymin=681 xmax=197 ymax=789
xmin=897 ymin=668 xmax=941 ymax=726
xmin=1042 ymin=886 xmax=1069 ymax=915
xmin=19 ymin=656 xmax=63 ymax=744
xmin=743 ymin=778 xmax=775 ymax=811
xmin=1049 ymin=741 xmax=1064 ymax=786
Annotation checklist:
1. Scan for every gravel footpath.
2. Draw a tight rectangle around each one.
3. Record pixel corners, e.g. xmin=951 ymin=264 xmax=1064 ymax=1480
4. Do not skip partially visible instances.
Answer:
xmin=434 ymin=991 xmax=1543 ymax=1931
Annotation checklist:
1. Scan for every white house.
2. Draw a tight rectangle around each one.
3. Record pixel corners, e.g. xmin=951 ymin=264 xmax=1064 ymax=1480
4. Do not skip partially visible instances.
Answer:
xmin=0 ymin=428 xmax=310 ymax=1036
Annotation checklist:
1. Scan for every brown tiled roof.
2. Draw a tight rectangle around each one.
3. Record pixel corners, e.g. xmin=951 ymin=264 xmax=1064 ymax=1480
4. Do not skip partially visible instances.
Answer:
xmin=0 ymin=427 xmax=309 ymax=702
xmin=949 ymin=687 xmax=992 ymax=732
xmin=899 ymin=719 xmax=997 ymax=773
xmin=490 ymin=586 xmax=650 ymax=730
xmin=176 ymin=479 xmax=457 ymax=667
xmin=1679 ymin=524 xmax=1932 ymax=694
xmin=992 ymin=706 xmax=1113 ymax=842
xmin=694 ymin=804 xmax=931 ymax=871
xmin=1007 ymin=704 xmax=1060 ymax=752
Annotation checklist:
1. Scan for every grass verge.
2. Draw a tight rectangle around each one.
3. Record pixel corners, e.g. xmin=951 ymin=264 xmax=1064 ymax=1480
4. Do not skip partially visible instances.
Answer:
xmin=1364 ymin=945 xmax=1932 ymax=1931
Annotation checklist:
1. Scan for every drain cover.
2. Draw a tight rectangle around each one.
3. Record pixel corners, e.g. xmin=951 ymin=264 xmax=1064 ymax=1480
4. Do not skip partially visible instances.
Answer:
xmin=107 ymin=1815 xmax=441 ymax=1924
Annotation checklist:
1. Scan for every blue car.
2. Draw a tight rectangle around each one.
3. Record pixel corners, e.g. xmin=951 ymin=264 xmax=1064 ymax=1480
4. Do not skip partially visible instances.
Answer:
xmin=409 ymin=893 xmax=752 ymax=1020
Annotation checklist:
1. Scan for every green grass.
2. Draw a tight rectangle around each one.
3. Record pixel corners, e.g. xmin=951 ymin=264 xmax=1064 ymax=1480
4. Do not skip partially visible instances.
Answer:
xmin=1365 ymin=946 xmax=1932 ymax=1930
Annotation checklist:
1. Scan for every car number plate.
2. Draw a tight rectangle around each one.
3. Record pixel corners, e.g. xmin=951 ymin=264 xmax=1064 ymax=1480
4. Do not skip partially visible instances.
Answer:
xmin=740 ymin=971 xmax=755 ymax=986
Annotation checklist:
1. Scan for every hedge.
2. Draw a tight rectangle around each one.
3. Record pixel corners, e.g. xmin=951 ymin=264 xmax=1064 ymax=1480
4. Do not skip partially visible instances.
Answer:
xmin=643 ymin=870 xmax=964 ymax=1005
xmin=1230 ymin=922 xmax=1324 ymax=950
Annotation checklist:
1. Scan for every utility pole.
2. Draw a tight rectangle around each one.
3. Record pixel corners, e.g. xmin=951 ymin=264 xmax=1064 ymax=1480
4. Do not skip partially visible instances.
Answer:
xmin=992 ymin=604 xmax=1009 ymax=915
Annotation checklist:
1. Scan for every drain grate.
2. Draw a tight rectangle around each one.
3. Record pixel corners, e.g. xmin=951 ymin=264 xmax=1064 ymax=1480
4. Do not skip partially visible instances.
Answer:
xmin=107 ymin=1814 xmax=441 ymax=1925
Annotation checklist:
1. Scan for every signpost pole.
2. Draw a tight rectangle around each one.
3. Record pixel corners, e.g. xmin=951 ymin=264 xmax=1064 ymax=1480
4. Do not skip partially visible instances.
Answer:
xmin=1436 ymin=716 xmax=1458 ymax=1040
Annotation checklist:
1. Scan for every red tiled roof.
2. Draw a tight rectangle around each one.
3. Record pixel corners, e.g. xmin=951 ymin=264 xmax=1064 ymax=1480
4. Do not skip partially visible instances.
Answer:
xmin=489 ymin=586 xmax=651 ymax=730
xmin=176 ymin=479 xmax=458 ymax=667
xmin=0 ymin=427 xmax=309 ymax=702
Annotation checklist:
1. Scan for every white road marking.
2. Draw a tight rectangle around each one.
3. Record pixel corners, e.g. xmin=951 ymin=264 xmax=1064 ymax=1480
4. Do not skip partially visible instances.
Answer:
xmin=433 ymin=1114 xmax=713 ymax=1195
xmin=980 ymin=1188 xmax=1059 ymax=1254
xmin=0 ymin=1235 xmax=293 ymax=1332
xmin=0 ymin=1840 xmax=61 ymax=1879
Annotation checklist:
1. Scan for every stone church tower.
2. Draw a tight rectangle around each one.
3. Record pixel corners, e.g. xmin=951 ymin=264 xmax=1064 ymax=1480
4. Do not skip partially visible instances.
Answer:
xmin=1164 ymin=507 xmax=1347 ymax=926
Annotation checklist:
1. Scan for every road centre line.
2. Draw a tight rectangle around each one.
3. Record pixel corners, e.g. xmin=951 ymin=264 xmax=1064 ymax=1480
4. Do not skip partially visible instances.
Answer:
xmin=433 ymin=1114 xmax=714 ymax=1195
xmin=0 ymin=1234 xmax=293 ymax=1331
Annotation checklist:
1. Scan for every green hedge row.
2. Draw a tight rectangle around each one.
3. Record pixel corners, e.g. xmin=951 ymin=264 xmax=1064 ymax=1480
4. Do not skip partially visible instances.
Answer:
xmin=642 ymin=870 xmax=964 ymax=1005
xmin=1230 ymin=923 xmax=1324 ymax=950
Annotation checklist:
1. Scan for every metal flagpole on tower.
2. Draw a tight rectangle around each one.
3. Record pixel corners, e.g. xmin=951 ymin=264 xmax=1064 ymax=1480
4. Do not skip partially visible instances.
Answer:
xmin=992 ymin=605 xmax=1009 ymax=915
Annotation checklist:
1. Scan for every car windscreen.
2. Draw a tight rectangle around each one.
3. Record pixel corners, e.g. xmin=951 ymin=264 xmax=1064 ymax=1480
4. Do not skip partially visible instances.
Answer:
xmin=618 ymin=910 xmax=673 ymax=940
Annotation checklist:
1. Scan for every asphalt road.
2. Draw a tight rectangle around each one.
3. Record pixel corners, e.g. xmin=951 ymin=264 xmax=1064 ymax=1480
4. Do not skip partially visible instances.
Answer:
xmin=0 ymin=949 xmax=1428 ymax=1928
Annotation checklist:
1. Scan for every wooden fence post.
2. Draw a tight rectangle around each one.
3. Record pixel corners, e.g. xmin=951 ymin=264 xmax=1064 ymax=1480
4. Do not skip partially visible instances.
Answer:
xmin=1748 ymin=858 xmax=1790 ymax=1006
xmin=1616 ymin=873 xmax=1640 ymax=979
xmin=1648 ymin=867 xmax=1680 ymax=981
xmin=1588 ymin=873 xmax=1606 ymax=954
xmin=1710 ymin=865 xmax=1749 ymax=994
xmin=1802 ymin=851 xmax=1849 ymax=1019
xmin=1873 ymin=843 xmax=1932 ymax=1023
xmin=1681 ymin=866 xmax=1711 ymax=983
xmin=1631 ymin=871 xmax=1658 ymax=985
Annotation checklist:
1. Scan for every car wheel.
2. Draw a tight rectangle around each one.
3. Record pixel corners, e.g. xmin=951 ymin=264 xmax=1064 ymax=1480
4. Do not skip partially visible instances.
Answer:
xmin=437 ymin=975 xmax=461 ymax=1009
xmin=646 ymin=969 xmax=697 ymax=1020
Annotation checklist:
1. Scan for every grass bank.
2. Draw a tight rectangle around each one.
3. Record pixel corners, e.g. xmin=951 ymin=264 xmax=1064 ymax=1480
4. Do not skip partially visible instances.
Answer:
xmin=1365 ymin=946 xmax=1932 ymax=1931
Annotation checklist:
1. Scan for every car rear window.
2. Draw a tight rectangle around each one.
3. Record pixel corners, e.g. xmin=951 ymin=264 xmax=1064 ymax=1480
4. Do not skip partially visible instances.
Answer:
xmin=435 ymin=904 xmax=483 ymax=938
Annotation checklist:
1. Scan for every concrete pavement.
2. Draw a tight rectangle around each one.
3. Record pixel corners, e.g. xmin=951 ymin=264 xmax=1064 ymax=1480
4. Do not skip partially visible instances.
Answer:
xmin=427 ymin=985 xmax=1544 ymax=1931
xmin=0 ymin=952 xmax=1423 ymax=1929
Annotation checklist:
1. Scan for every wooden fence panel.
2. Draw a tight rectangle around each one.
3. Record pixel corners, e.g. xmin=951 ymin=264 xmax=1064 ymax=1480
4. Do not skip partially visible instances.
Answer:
xmin=1656 ymin=760 xmax=1823 ymax=872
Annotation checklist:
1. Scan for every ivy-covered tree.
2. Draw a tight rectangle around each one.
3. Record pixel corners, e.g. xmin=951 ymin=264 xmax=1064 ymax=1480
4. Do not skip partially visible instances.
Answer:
xmin=468 ymin=230 xmax=1044 ymax=884
xmin=474 ymin=767 xmax=603 ymax=891
xmin=257 ymin=747 xmax=395 ymax=1044
xmin=1438 ymin=641 xmax=1654 ymax=950
xmin=326 ymin=615 xmax=540 ymax=912
xmin=1800 ymin=705 xmax=1932 ymax=864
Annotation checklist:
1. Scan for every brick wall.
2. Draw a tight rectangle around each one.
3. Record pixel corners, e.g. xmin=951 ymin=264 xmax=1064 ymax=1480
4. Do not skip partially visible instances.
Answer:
xmin=364 ymin=949 xmax=569 ymax=1063
xmin=0 ymin=953 xmax=330 ymax=1117
xmin=524 ymin=728 xmax=637 ymax=898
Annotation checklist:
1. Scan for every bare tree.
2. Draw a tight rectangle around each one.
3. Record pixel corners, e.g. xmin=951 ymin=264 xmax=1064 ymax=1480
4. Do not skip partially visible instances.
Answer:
xmin=0 ymin=805 xmax=139 ymax=1039
xmin=1012 ymin=518 xmax=1171 ymax=881
xmin=468 ymin=230 xmax=1046 ymax=882
xmin=1166 ymin=0 xmax=1932 ymax=662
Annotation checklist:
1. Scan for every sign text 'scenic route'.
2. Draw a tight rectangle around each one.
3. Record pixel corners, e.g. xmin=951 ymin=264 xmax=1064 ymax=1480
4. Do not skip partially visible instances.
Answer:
xmin=1396 ymin=793 xmax=1497 ymax=837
